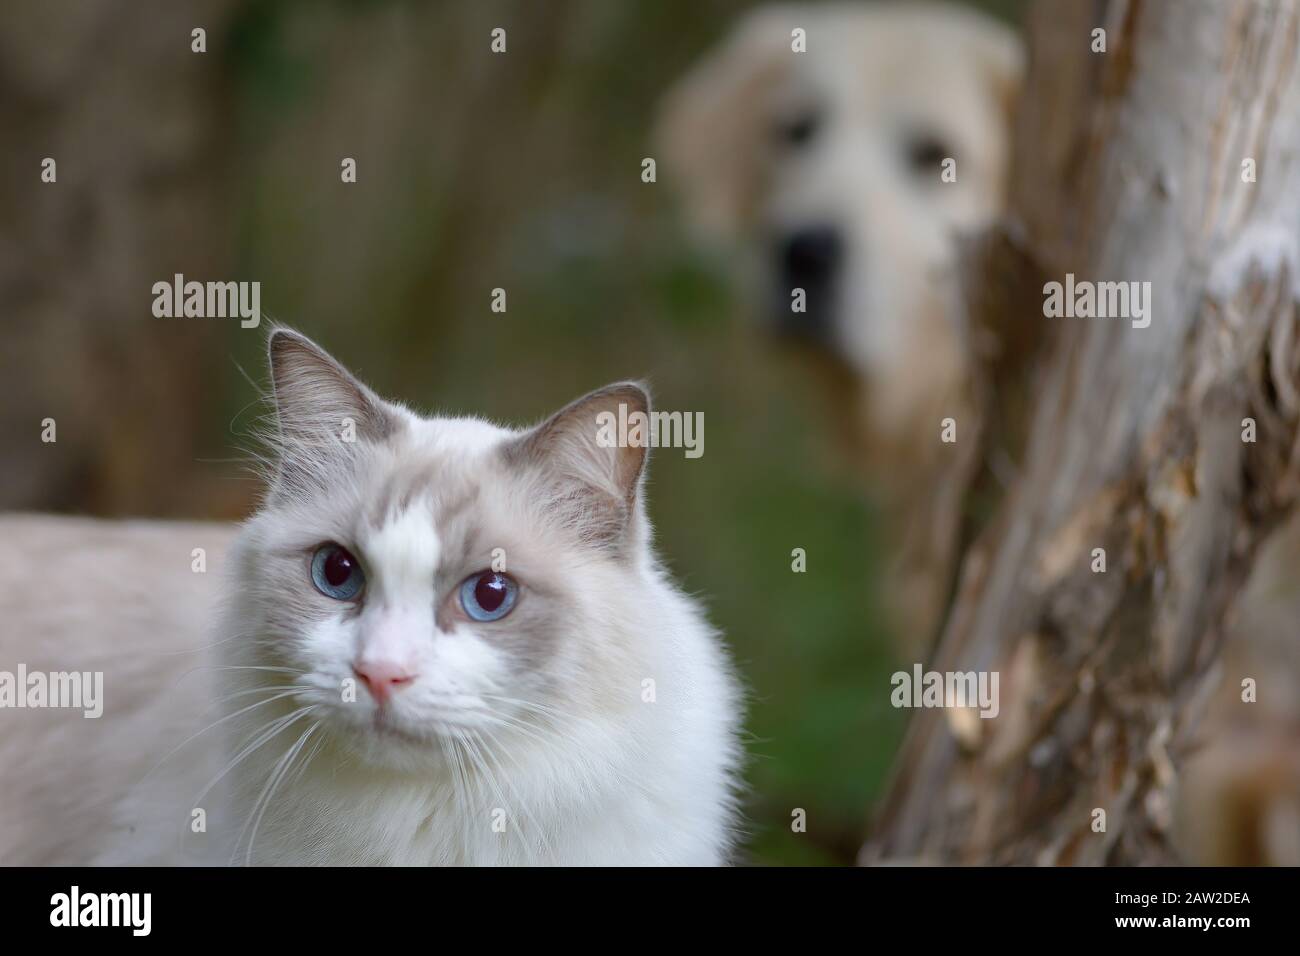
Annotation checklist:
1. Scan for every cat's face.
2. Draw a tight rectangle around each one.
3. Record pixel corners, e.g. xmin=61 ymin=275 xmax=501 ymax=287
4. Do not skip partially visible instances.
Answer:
xmin=230 ymin=330 xmax=654 ymax=768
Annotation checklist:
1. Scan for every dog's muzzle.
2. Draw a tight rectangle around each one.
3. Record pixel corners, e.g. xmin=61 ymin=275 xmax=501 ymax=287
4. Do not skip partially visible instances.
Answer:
xmin=773 ymin=225 xmax=842 ymax=344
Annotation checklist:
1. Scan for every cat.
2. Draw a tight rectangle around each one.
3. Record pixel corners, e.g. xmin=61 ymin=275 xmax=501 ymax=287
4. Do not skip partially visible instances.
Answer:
xmin=61 ymin=328 xmax=740 ymax=866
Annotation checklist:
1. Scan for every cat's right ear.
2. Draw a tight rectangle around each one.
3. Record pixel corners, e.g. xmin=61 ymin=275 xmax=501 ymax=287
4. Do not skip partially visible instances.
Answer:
xmin=266 ymin=329 xmax=398 ymax=478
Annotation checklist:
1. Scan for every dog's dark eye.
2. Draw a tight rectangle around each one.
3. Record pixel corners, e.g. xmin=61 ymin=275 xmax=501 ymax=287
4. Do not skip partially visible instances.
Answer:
xmin=904 ymin=131 xmax=951 ymax=176
xmin=775 ymin=110 xmax=819 ymax=148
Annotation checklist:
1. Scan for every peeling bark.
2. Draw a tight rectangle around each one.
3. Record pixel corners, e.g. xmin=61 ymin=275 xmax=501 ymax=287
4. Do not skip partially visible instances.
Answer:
xmin=867 ymin=0 xmax=1300 ymax=865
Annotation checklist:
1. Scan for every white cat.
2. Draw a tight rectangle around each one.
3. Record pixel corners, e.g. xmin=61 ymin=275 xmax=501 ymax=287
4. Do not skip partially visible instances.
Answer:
xmin=0 ymin=330 xmax=743 ymax=866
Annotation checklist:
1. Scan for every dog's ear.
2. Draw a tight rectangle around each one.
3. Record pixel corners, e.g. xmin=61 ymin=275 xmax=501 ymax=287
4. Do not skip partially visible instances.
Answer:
xmin=654 ymin=8 xmax=795 ymax=241
xmin=967 ymin=19 xmax=1024 ymax=145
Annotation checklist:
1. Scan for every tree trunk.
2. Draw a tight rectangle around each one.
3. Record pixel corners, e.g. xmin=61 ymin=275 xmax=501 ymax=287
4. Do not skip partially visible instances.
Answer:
xmin=0 ymin=0 xmax=245 ymax=516
xmin=867 ymin=0 xmax=1300 ymax=865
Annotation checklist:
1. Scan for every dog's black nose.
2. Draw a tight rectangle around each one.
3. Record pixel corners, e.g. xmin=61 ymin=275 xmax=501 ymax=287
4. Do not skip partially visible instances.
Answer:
xmin=774 ymin=226 xmax=842 ymax=342
xmin=781 ymin=226 xmax=842 ymax=284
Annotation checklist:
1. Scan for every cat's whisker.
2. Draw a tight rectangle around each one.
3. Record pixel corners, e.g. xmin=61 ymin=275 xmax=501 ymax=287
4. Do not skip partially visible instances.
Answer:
xmin=147 ymin=630 xmax=266 ymax=657
xmin=460 ymin=728 xmax=546 ymax=863
xmin=480 ymin=708 xmax=551 ymax=740
xmin=176 ymin=704 xmax=315 ymax=860
xmin=483 ymin=696 xmax=643 ymax=795
xmin=478 ymin=694 xmax=561 ymax=722
xmin=479 ymin=694 xmax=583 ymax=728
xmin=475 ymin=697 xmax=603 ymax=762
xmin=479 ymin=693 xmax=560 ymax=714
xmin=481 ymin=694 xmax=622 ymax=755
xmin=207 ymin=684 xmax=310 ymax=711
xmin=288 ymin=724 xmax=328 ymax=789
xmin=450 ymin=730 xmax=485 ymax=811
xmin=454 ymin=738 xmax=509 ymax=848
xmin=188 ymin=706 xmax=316 ymax=816
xmin=481 ymin=712 xmax=613 ymax=799
xmin=474 ymin=726 xmax=556 ymax=861
xmin=441 ymin=734 xmax=463 ymax=808
xmin=443 ymin=733 xmax=474 ymax=842
xmin=143 ymin=688 xmax=308 ymax=785
xmin=237 ymin=719 xmax=321 ymax=866
xmin=479 ymin=710 xmax=563 ymax=756
xmin=179 ymin=663 xmax=301 ymax=685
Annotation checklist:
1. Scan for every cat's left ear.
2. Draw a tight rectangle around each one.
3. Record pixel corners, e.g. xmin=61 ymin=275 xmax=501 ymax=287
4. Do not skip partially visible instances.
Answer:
xmin=506 ymin=382 xmax=651 ymax=546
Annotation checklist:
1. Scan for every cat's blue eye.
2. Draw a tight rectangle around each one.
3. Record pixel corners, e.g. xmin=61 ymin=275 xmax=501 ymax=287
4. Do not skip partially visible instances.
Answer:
xmin=459 ymin=571 xmax=518 ymax=622
xmin=311 ymin=543 xmax=365 ymax=601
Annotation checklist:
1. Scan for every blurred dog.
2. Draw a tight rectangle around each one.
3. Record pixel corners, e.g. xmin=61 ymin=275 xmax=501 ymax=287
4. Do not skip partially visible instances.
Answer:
xmin=657 ymin=1 xmax=1022 ymax=646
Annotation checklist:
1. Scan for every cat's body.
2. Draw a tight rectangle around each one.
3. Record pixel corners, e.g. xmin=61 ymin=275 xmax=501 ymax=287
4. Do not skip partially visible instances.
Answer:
xmin=0 ymin=514 xmax=235 ymax=865
xmin=1 ymin=331 xmax=743 ymax=866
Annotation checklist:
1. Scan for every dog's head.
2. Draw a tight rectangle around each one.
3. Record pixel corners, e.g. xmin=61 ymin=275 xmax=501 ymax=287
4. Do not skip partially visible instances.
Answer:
xmin=658 ymin=1 xmax=1021 ymax=437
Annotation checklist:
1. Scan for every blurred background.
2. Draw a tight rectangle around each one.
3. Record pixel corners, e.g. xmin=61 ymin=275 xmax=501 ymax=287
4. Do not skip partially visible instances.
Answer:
xmin=0 ymin=0 xmax=1024 ymax=865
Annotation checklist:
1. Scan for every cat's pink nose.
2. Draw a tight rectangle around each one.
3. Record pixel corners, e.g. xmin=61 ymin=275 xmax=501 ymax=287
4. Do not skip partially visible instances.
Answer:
xmin=353 ymin=661 xmax=416 ymax=704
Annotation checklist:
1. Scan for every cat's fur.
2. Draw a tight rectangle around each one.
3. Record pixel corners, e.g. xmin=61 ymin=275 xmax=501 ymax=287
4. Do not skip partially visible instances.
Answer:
xmin=0 ymin=514 xmax=234 ymax=865
xmin=1 ymin=330 xmax=743 ymax=865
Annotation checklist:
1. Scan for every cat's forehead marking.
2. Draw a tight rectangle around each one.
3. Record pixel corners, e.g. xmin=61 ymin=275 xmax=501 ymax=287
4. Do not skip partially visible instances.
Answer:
xmin=364 ymin=497 xmax=441 ymax=605
xmin=367 ymin=454 xmax=481 ymax=531
xmin=356 ymin=417 xmax=510 ymax=585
